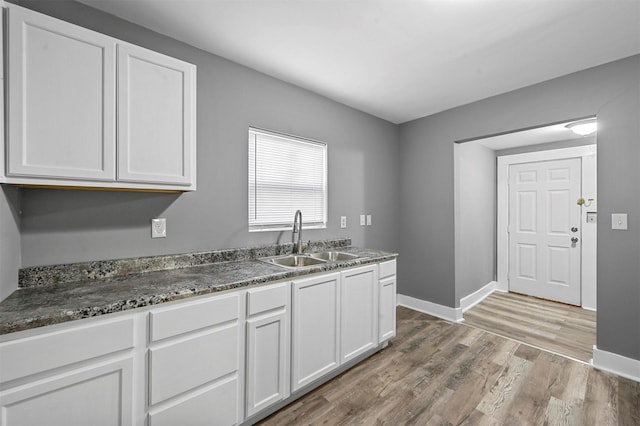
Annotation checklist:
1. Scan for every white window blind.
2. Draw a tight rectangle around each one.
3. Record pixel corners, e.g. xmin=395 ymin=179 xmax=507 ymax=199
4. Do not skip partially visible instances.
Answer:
xmin=248 ymin=128 xmax=327 ymax=232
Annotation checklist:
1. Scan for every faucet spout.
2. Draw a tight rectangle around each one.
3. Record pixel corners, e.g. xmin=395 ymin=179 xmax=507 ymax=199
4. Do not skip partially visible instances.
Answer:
xmin=292 ymin=210 xmax=303 ymax=254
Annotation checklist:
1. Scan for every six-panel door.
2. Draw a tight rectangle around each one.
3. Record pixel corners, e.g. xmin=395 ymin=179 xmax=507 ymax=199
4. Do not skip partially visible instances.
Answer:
xmin=508 ymin=159 xmax=582 ymax=305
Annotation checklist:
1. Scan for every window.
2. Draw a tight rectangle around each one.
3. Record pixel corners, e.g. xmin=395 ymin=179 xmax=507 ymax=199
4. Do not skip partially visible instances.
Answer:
xmin=248 ymin=128 xmax=327 ymax=232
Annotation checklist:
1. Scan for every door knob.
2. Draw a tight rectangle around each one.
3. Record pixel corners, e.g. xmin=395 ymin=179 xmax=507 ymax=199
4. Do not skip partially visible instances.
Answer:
xmin=571 ymin=237 xmax=579 ymax=243
xmin=571 ymin=227 xmax=578 ymax=233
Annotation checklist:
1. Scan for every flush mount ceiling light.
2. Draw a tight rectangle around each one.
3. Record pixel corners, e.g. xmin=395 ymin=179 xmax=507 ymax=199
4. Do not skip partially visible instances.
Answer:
xmin=566 ymin=118 xmax=597 ymax=136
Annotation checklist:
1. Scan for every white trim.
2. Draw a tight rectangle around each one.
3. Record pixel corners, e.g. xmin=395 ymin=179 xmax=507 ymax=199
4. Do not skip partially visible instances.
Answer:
xmin=592 ymin=346 xmax=640 ymax=382
xmin=397 ymin=294 xmax=463 ymax=323
xmin=497 ymin=145 xmax=597 ymax=308
xmin=460 ymin=281 xmax=503 ymax=312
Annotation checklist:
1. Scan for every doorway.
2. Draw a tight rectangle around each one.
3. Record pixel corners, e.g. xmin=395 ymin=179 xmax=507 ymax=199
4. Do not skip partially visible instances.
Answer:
xmin=455 ymin=118 xmax=597 ymax=361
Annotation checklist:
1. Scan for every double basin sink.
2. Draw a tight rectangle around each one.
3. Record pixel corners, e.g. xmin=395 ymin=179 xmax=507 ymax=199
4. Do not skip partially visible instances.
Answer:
xmin=261 ymin=251 xmax=360 ymax=269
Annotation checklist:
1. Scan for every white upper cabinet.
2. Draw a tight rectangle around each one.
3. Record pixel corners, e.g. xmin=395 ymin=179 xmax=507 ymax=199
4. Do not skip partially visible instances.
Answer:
xmin=6 ymin=5 xmax=116 ymax=181
xmin=2 ymin=4 xmax=197 ymax=191
xmin=117 ymin=43 xmax=195 ymax=186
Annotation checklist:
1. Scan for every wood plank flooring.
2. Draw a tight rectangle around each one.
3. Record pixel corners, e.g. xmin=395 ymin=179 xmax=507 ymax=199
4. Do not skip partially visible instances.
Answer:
xmin=463 ymin=291 xmax=596 ymax=363
xmin=258 ymin=307 xmax=638 ymax=425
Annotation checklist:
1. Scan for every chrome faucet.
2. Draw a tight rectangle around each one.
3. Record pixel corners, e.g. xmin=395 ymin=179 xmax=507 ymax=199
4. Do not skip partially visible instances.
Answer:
xmin=292 ymin=210 xmax=303 ymax=254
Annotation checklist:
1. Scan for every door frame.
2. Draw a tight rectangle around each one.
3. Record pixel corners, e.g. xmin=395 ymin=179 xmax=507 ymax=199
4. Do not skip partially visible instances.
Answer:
xmin=497 ymin=145 xmax=597 ymax=309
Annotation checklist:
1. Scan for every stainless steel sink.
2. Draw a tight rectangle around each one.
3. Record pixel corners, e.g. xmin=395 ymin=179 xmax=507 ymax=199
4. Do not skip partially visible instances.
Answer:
xmin=309 ymin=251 xmax=359 ymax=261
xmin=263 ymin=255 xmax=327 ymax=268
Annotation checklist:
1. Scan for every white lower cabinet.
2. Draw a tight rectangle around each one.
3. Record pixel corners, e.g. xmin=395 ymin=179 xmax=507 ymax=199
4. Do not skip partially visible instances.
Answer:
xmin=245 ymin=282 xmax=290 ymax=418
xmin=0 ymin=358 xmax=134 ymax=426
xmin=378 ymin=260 xmax=397 ymax=342
xmin=0 ymin=259 xmax=397 ymax=426
xmin=291 ymin=272 xmax=341 ymax=392
xmin=147 ymin=292 xmax=244 ymax=426
xmin=0 ymin=316 xmax=138 ymax=426
xmin=340 ymin=265 xmax=378 ymax=362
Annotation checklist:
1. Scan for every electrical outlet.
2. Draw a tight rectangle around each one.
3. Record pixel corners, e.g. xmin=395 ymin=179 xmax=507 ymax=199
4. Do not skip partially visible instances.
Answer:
xmin=360 ymin=215 xmax=366 ymax=226
xmin=340 ymin=216 xmax=347 ymax=228
xmin=152 ymin=218 xmax=166 ymax=238
xmin=366 ymin=215 xmax=372 ymax=226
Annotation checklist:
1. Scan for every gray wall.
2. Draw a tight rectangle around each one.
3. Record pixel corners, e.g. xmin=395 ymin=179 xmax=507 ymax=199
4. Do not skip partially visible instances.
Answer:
xmin=454 ymin=142 xmax=496 ymax=306
xmin=14 ymin=1 xmax=400 ymax=268
xmin=0 ymin=186 xmax=20 ymax=300
xmin=399 ymin=55 xmax=640 ymax=361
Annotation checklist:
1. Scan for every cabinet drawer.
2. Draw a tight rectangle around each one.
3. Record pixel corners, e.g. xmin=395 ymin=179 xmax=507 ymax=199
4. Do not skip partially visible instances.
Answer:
xmin=150 ymin=293 xmax=239 ymax=342
xmin=149 ymin=325 xmax=239 ymax=405
xmin=149 ymin=376 xmax=238 ymax=426
xmin=246 ymin=282 xmax=288 ymax=316
xmin=378 ymin=260 xmax=397 ymax=279
xmin=0 ymin=317 xmax=134 ymax=384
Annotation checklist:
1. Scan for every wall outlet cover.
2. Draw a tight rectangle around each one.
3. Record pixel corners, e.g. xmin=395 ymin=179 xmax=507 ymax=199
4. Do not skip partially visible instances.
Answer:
xmin=340 ymin=216 xmax=347 ymax=228
xmin=611 ymin=213 xmax=628 ymax=230
xmin=152 ymin=218 xmax=167 ymax=238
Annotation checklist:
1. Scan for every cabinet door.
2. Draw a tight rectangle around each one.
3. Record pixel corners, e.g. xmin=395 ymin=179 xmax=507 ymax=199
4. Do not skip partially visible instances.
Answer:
xmin=291 ymin=273 xmax=340 ymax=392
xmin=117 ymin=43 xmax=195 ymax=186
xmin=341 ymin=265 xmax=378 ymax=362
xmin=379 ymin=275 xmax=397 ymax=342
xmin=246 ymin=311 xmax=288 ymax=417
xmin=0 ymin=357 xmax=133 ymax=426
xmin=6 ymin=4 xmax=116 ymax=181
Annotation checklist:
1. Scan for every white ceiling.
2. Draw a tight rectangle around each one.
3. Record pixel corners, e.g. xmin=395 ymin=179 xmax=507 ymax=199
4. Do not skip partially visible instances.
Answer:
xmin=79 ymin=0 xmax=640 ymax=124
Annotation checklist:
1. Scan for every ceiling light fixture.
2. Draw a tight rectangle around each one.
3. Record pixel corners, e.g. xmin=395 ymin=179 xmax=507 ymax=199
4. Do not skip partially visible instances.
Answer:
xmin=566 ymin=118 xmax=597 ymax=136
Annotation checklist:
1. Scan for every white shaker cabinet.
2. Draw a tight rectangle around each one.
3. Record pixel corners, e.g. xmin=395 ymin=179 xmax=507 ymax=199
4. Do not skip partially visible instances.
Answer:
xmin=117 ymin=43 xmax=195 ymax=186
xmin=378 ymin=260 xmax=397 ymax=342
xmin=291 ymin=272 xmax=341 ymax=392
xmin=3 ymin=4 xmax=196 ymax=191
xmin=6 ymin=4 xmax=116 ymax=181
xmin=147 ymin=293 xmax=244 ymax=426
xmin=245 ymin=282 xmax=290 ymax=417
xmin=340 ymin=265 xmax=378 ymax=362
xmin=0 ymin=316 xmax=137 ymax=426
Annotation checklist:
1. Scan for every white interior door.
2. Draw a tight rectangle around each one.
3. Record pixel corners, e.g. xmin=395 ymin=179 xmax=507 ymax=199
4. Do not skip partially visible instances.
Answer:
xmin=508 ymin=158 xmax=582 ymax=305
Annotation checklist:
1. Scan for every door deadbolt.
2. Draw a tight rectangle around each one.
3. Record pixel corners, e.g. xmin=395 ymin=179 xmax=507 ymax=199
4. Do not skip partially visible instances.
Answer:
xmin=571 ymin=227 xmax=578 ymax=233
xmin=571 ymin=237 xmax=579 ymax=243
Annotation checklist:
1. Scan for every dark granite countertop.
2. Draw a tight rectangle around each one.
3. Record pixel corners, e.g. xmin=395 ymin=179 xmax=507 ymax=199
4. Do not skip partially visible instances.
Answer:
xmin=0 ymin=246 xmax=396 ymax=335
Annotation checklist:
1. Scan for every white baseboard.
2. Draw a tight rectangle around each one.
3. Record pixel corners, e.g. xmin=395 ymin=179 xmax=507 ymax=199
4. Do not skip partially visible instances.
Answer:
xmin=592 ymin=346 xmax=640 ymax=382
xmin=459 ymin=281 xmax=501 ymax=312
xmin=397 ymin=294 xmax=463 ymax=323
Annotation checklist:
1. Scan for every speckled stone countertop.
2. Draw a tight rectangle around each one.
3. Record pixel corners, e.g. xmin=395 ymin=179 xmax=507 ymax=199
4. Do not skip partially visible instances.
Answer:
xmin=0 ymin=243 xmax=396 ymax=335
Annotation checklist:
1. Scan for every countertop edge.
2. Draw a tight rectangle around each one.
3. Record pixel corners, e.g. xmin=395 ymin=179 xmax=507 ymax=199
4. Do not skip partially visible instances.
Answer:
xmin=0 ymin=252 xmax=397 ymax=336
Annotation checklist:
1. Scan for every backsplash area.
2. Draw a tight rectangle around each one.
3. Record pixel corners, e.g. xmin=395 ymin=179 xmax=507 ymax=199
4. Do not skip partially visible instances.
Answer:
xmin=18 ymin=238 xmax=351 ymax=288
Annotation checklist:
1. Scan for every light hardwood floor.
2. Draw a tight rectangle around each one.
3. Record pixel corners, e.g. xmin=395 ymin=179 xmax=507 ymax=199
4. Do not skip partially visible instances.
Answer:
xmin=259 ymin=307 xmax=639 ymax=425
xmin=463 ymin=291 xmax=596 ymax=363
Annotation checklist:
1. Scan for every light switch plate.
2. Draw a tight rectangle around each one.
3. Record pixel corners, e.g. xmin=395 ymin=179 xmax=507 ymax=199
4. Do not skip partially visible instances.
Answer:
xmin=360 ymin=215 xmax=366 ymax=226
xmin=340 ymin=216 xmax=347 ymax=228
xmin=366 ymin=215 xmax=372 ymax=226
xmin=611 ymin=213 xmax=628 ymax=230
xmin=152 ymin=218 xmax=166 ymax=238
